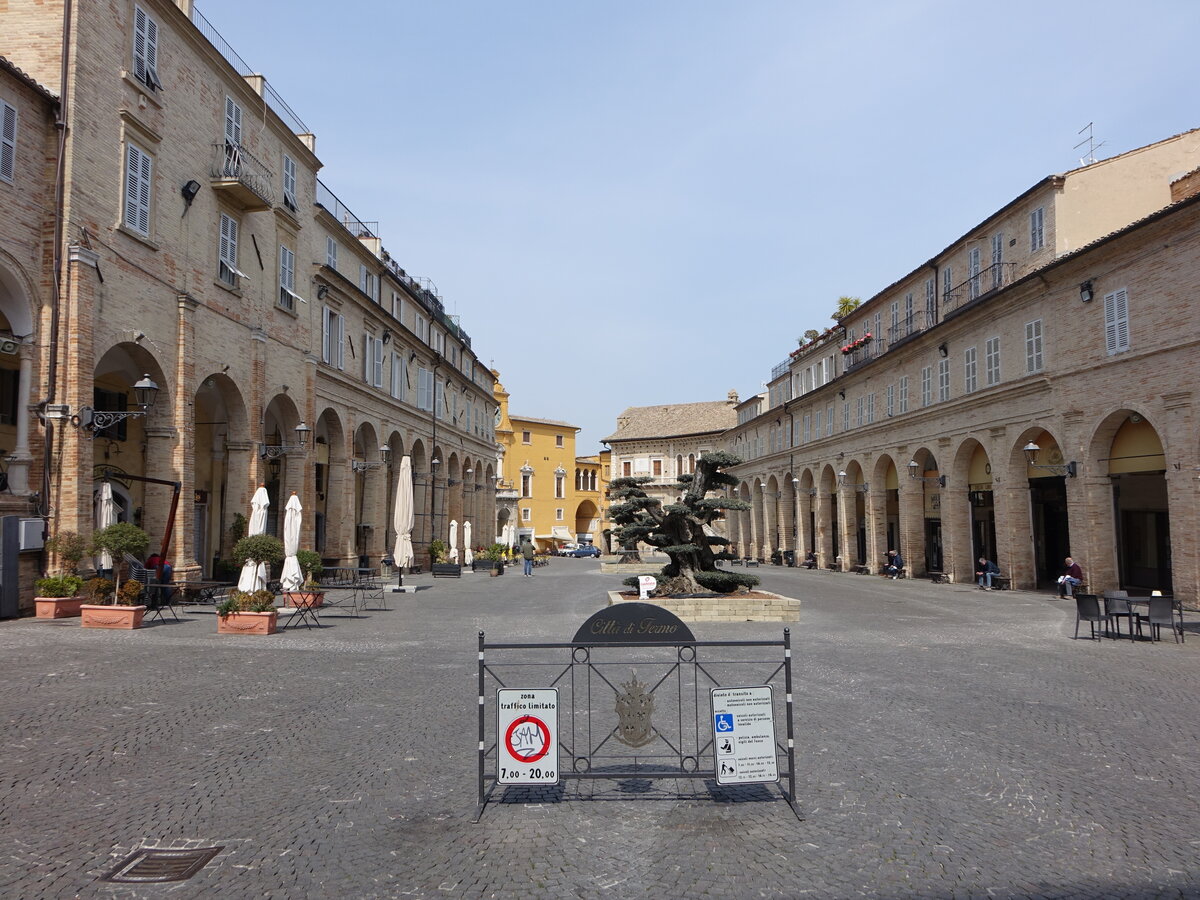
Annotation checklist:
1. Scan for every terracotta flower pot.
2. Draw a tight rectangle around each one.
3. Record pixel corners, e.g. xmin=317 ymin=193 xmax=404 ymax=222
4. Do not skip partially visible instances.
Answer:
xmin=217 ymin=610 xmax=278 ymax=635
xmin=282 ymin=590 xmax=325 ymax=608
xmin=35 ymin=596 xmax=86 ymax=618
xmin=81 ymin=604 xmax=146 ymax=629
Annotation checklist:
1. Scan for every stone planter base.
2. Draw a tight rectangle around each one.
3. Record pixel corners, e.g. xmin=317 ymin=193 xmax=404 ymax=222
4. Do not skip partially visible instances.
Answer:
xmin=282 ymin=590 xmax=325 ymax=608
xmin=35 ymin=596 xmax=86 ymax=618
xmin=81 ymin=604 xmax=146 ymax=629
xmin=606 ymin=590 xmax=801 ymax=623
xmin=217 ymin=611 xmax=278 ymax=635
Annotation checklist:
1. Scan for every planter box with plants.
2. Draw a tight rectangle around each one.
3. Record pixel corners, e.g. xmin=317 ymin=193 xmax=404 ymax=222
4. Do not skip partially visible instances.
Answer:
xmin=472 ymin=543 xmax=508 ymax=576
xmin=428 ymin=538 xmax=461 ymax=577
xmin=216 ymin=589 xmax=278 ymax=635
xmin=81 ymin=522 xmax=150 ymax=630
xmin=35 ymin=530 xmax=89 ymax=618
xmin=282 ymin=549 xmax=325 ymax=608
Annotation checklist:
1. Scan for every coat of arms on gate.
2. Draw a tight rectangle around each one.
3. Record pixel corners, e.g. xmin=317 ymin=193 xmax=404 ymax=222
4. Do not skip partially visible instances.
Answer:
xmin=614 ymin=670 xmax=656 ymax=747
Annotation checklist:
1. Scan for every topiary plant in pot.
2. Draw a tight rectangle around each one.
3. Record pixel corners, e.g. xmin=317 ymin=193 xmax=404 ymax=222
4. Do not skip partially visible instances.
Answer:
xmin=35 ymin=530 xmax=89 ymax=618
xmin=82 ymin=523 xmax=150 ymax=629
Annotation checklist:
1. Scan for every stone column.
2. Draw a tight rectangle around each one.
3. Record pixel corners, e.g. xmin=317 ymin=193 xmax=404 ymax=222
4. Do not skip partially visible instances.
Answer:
xmin=898 ymin=480 xmax=926 ymax=578
xmin=940 ymin=483 xmax=971 ymax=583
xmin=224 ymin=440 xmax=254 ymax=560
xmin=7 ymin=342 xmax=34 ymax=494
xmin=993 ymin=477 xmax=1033 ymax=589
xmin=143 ymin=425 xmax=179 ymax=561
xmin=57 ymin=246 xmax=101 ymax=538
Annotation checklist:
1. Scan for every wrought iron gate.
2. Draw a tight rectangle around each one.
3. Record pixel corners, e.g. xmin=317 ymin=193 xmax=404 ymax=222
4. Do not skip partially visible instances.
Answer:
xmin=476 ymin=627 xmax=797 ymax=820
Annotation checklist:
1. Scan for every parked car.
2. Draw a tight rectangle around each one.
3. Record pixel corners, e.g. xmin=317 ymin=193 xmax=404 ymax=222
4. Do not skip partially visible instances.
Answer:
xmin=565 ymin=545 xmax=601 ymax=558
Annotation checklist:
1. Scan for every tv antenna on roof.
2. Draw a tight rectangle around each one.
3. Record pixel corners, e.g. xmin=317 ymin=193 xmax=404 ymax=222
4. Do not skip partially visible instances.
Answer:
xmin=1074 ymin=122 xmax=1106 ymax=166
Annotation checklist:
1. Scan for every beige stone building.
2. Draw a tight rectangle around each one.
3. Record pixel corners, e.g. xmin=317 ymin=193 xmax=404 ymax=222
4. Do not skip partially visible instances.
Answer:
xmin=603 ymin=397 xmax=738 ymax=550
xmin=0 ymin=1 xmax=499 ymax=611
xmin=724 ymin=130 xmax=1200 ymax=605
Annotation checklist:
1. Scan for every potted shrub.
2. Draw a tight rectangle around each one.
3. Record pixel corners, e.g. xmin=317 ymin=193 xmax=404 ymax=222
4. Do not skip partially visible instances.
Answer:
xmin=283 ymin=549 xmax=325 ymax=608
xmin=429 ymin=538 xmax=461 ymax=578
xmin=473 ymin=543 xmax=506 ymax=576
xmin=82 ymin=523 xmax=149 ymax=629
xmin=216 ymin=588 xmax=278 ymax=635
xmin=36 ymin=530 xmax=89 ymax=618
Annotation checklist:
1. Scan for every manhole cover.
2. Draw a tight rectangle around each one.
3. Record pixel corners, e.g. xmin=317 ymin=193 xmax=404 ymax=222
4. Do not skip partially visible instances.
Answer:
xmin=100 ymin=846 xmax=223 ymax=883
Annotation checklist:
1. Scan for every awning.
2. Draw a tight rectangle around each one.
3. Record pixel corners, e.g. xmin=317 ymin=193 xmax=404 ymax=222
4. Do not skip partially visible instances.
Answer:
xmin=551 ymin=526 xmax=574 ymax=541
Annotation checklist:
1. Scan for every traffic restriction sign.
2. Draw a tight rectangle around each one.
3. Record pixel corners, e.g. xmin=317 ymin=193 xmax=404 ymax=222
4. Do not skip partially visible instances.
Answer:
xmin=497 ymin=689 xmax=559 ymax=784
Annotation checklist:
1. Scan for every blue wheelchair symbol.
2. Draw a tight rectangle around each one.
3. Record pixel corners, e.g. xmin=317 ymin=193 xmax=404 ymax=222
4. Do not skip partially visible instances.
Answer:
xmin=714 ymin=713 xmax=734 ymax=733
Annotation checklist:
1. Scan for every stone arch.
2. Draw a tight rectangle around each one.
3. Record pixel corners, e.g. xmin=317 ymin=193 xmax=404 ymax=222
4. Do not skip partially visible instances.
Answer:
xmin=193 ymin=373 xmax=250 ymax=573
xmin=88 ymin=342 xmax=172 ymax=550
xmin=313 ymin=407 xmax=346 ymax=559
xmin=1086 ymin=409 xmax=1171 ymax=593
xmin=1007 ymin=426 xmax=1069 ymax=588
xmin=951 ymin=437 xmax=995 ymax=581
xmin=869 ymin=454 xmax=902 ymax=570
xmin=818 ymin=464 xmax=839 ymax=568
xmin=841 ymin=460 xmax=869 ymax=568
xmin=0 ymin=250 xmax=39 ymax=496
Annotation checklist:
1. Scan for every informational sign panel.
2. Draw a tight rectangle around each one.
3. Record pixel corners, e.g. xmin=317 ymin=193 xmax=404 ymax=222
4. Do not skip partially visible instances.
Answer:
xmin=497 ymin=689 xmax=559 ymax=784
xmin=711 ymin=686 xmax=779 ymax=785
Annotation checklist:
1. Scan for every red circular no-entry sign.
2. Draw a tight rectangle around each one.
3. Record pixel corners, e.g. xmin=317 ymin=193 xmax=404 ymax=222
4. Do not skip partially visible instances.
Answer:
xmin=504 ymin=714 xmax=551 ymax=763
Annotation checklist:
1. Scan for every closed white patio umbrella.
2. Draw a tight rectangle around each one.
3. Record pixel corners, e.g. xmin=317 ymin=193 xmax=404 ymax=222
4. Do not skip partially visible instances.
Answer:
xmin=448 ymin=519 xmax=459 ymax=564
xmin=280 ymin=492 xmax=303 ymax=592
xmin=237 ymin=485 xmax=270 ymax=592
xmin=392 ymin=456 xmax=414 ymax=590
xmin=96 ymin=481 xmax=117 ymax=572
xmin=463 ymin=521 xmax=473 ymax=566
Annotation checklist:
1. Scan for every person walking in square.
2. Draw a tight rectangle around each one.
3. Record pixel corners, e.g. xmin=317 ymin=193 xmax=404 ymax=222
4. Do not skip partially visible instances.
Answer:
xmin=521 ymin=539 xmax=536 ymax=577
xmin=976 ymin=557 xmax=1000 ymax=590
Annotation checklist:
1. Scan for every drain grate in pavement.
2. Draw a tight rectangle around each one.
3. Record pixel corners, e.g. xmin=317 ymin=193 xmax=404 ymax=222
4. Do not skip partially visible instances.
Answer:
xmin=100 ymin=846 xmax=223 ymax=883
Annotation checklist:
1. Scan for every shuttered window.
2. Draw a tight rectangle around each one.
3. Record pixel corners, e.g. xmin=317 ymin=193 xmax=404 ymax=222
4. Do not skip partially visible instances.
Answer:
xmin=218 ymin=214 xmax=239 ymax=285
xmin=985 ymin=337 xmax=1001 ymax=386
xmin=1025 ymin=319 xmax=1043 ymax=373
xmin=964 ymin=346 xmax=977 ymax=393
xmin=123 ymin=142 xmax=152 ymax=236
xmin=133 ymin=5 xmax=161 ymax=90
xmin=282 ymin=154 xmax=297 ymax=210
xmin=224 ymin=96 xmax=242 ymax=145
xmin=1 ymin=100 xmax=17 ymax=183
xmin=1104 ymin=288 xmax=1130 ymax=355
xmin=278 ymin=244 xmax=296 ymax=310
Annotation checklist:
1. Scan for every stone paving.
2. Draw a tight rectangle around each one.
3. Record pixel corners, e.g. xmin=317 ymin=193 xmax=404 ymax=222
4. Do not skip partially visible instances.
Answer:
xmin=2 ymin=562 xmax=1200 ymax=898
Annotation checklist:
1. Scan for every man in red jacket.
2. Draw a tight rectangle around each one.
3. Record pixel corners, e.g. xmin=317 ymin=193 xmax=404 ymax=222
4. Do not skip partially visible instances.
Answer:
xmin=1058 ymin=557 xmax=1083 ymax=598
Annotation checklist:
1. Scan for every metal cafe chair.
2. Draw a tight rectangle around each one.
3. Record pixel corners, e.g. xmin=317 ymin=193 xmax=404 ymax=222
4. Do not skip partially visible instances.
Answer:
xmin=1102 ymin=591 xmax=1137 ymax=641
xmin=1074 ymin=595 xmax=1104 ymax=641
xmin=1141 ymin=596 xmax=1184 ymax=644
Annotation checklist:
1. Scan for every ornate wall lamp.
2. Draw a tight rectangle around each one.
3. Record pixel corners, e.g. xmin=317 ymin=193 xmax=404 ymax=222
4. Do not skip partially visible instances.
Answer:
xmin=837 ymin=471 xmax=869 ymax=492
xmin=260 ymin=421 xmax=312 ymax=459
xmin=1023 ymin=442 xmax=1077 ymax=477
xmin=76 ymin=374 xmax=160 ymax=437
xmin=351 ymin=444 xmax=391 ymax=472
xmin=907 ymin=460 xmax=946 ymax=487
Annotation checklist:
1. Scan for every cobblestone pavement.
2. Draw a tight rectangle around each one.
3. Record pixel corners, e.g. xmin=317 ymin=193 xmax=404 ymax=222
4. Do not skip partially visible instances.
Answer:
xmin=3 ymin=563 xmax=1200 ymax=899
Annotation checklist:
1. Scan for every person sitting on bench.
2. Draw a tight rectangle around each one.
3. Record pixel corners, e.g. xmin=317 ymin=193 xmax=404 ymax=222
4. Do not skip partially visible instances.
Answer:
xmin=883 ymin=550 xmax=904 ymax=579
xmin=976 ymin=557 xmax=1000 ymax=590
xmin=803 ymin=551 xmax=817 ymax=570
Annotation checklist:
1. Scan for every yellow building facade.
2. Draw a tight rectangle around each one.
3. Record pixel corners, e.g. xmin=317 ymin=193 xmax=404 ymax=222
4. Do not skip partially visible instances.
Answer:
xmin=493 ymin=372 xmax=606 ymax=552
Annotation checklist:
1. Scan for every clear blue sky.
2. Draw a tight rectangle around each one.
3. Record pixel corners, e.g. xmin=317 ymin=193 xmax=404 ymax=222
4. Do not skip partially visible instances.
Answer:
xmin=196 ymin=0 xmax=1200 ymax=453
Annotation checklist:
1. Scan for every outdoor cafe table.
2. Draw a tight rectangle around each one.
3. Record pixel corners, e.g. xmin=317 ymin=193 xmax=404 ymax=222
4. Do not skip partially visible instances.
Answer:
xmin=320 ymin=566 xmax=374 ymax=587
xmin=172 ymin=581 xmax=233 ymax=605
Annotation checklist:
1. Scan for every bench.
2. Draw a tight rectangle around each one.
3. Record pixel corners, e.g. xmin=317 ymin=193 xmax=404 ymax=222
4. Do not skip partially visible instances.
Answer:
xmin=929 ymin=571 xmax=949 ymax=584
xmin=853 ymin=564 xmax=871 ymax=575
xmin=993 ymin=576 xmax=1011 ymax=591
xmin=826 ymin=563 xmax=840 ymax=571
xmin=432 ymin=563 xmax=462 ymax=578
xmin=744 ymin=558 xmax=760 ymax=567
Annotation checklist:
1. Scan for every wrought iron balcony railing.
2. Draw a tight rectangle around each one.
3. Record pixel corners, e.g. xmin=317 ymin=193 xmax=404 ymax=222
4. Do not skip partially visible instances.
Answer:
xmin=210 ymin=141 xmax=274 ymax=209
xmin=886 ymin=310 xmax=929 ymax=346
xmin=942 ymin=262 xmax=1017 ymax=315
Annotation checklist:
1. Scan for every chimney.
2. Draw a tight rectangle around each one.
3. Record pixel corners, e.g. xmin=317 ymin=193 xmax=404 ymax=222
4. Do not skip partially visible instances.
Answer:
xmin=727 ymin=389 xmax=739 ymax=405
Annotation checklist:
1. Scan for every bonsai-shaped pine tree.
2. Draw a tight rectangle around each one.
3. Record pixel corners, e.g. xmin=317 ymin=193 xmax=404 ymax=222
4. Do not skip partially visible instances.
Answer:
xmin=607 ymin=450 xmax=758 ymax=595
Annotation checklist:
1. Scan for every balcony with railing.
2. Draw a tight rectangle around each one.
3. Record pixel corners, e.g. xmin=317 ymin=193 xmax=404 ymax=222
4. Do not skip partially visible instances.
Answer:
xmin=315 ymin=179 xmax=377 ymax=238
xmin=942 ymin=262 xmax=1017 ymax=316
xmin=770 ymin=358 xmax=793 ymax=381
xmin=843 ymin=340 xmax=878 ymax=372
xmin=886 ymin=309 xmax=930 ymax=347
xmin=210 ymin=141 xmax=274 ymax=210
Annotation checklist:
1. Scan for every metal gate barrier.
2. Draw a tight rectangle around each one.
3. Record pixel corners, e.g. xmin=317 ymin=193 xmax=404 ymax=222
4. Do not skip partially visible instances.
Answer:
xmin=476 ymin=603 xmax=798 ymax=821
